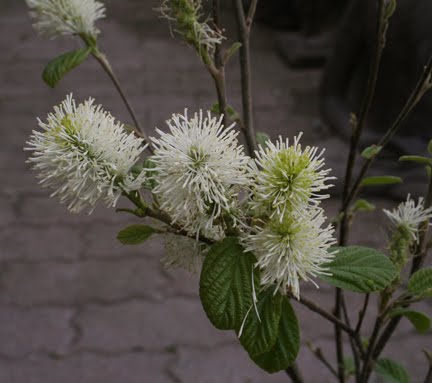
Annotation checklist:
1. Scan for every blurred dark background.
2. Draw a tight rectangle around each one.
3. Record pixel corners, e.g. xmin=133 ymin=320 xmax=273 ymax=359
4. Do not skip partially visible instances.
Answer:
xmin=0 ymin=0 xmax=430 ymax=382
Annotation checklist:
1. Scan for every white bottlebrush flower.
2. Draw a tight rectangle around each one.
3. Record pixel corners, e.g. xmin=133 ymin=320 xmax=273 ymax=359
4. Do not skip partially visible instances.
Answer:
xmin=244 ymin=208 xmax=336 ymax=299
xmin=384 ymin=194 xmax=432 ymax=242
xmin=251 ymin=133 xmax=334 ymax=222
xmin=25 ymin=94 xmax=147 ymax=213
xmin=159 ymin=0 xmax=224 ymax=54
xmin=25 ymin=0 xmax=106 ymax=38
xmin=151 ymin=109 xmax=251 ymax=238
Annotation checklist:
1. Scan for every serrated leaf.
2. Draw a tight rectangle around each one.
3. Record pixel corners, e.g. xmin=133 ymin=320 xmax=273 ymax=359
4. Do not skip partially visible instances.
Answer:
xmin=361 ymin=145 xmax=382 ymax=159
xmin=360 ymin=176 xmax=402 ymax=187
xmin=318 ymin=246 xmax=398 ymax=293
xmin=199 ymin=237 xmax=259 ymax=331
xmin=256 ymin=132 xmax=271 ymax=148
xmin=43 ymin=48 xmax=91 ymax=88
xmin=117 ymin=225 xmax=158 ymax=245
xmin=408 ymin=268 xmax=432 ymax=298
xmin=375 ymin=358 xmax=410 ymax=383
xmin=399 ymin=155 xmax=432 ymax=166
xmin=250 ymin=296 xmax=300 ymax=373
xmin=389 ymin=308 xmax=431 ymax=334
xmin=353 ymin=199 xmax=376 ymax=213
xmin=238 ymin=289 xmax=282 ymax=357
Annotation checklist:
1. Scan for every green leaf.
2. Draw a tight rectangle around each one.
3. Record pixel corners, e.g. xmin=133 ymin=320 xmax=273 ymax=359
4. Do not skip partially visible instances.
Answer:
xmin=428 ymin=140 xmax=432 ymax=155
xmin=408 ymin=268 xmax=432 ymax=298
xmin=256 ymin=132 xmax=271 ymax=148
xmin=238 ymin=289 xmax=282 ymax=357
xmin=199 ymin=237 xmax=260 ymax=331
xmin=361 ymin=145 xmax=382 ymax=159
xmin=251 ymin=296 xmax=300 ymax=373
xmin=117 ymin=224 xmax=158 ymax=245
xmin=399 ymin=155 xmax=432 ymax=166
xmin=389 ymin=308 xmax=431 ymax=334
xmin=43 ymin=48 xmax=91 ymax=88
xmin=343 ymin=357 xmax=356 ymax=377
xmin=353 ymin=199 xmax=376 ymax=213
xmin=223 ymin=42 xmax=242 ymax=63
xmin=374 ymin=358 xmax=410 ymax=383
xmin=318 ymin=246 xmax=398 ymax=293
xmin=360 ymin=176 xmax=402 ymax=187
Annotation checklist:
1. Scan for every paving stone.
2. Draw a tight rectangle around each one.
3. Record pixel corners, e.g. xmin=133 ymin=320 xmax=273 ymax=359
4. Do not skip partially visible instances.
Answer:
xmin=0 ymin=306 xmax=74 ymax=357
xmin=0 ymin=225 xmax=83 ymax=262
xmin=76 ymin=297 xmax=235 ymax=351
xmin=169 ymin=343 xmax=290 ymax=383
xmin=0 ymin=258 xmax=167 ymax=305
xmin=0 ymin=352 xmax=173 ymax=383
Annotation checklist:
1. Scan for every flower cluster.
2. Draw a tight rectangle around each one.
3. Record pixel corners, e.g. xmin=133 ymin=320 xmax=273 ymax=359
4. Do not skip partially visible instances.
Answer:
xmin=384 ymin=194 xmax=432 ymax=243
xmin=25 ymin=94 xmax=147 ymax=213
xmin=25 ymin=0 xmax=106 ymax=39
xmin=159 ymin=0 xmax=224 ymax=55
xmin=244 ymin=134 xmax=336 ymax=298
xmin=151 ymin=110 xmax=251 ymax=239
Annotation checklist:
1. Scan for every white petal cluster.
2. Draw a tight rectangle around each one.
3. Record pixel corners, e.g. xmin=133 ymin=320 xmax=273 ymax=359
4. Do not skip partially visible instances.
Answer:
xmin=159 ymin=0 xmax=224 ymax=54
xmin=151 ymin=110 xmax=251 ymax=239
xmin=26 ymin=0 xmax=106 ymax=38
xmin=384 ymin=194 xmax=432 ymax=242
xmin=245 ymin=210 xmax=336 ymax=299
xmin=25 ymin=94 xmax=147 ymax=213
xmin=245 ymin=133 xmax=336 ymax=298
xmin=162 ymin=233 xmax=204 ymax=273
xmin=251 ymin=133 xmax=334 ymax=221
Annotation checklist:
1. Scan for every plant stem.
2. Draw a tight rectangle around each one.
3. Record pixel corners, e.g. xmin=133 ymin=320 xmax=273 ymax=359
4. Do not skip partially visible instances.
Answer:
xmin=355 ymin=294 xmax=370 ymax=335
xmin=233 ymin=0 xmax=258 ymax=156
xmin=307 ymin=342 xmax=339 ymax=378
xmin=359 ymin=315 xmax=383 ymax=383
xmin=369 ymin=174 xmax=432 ymax=363
xmin=124 ymin=192 xmax=213 ymax=245
xmin=290 ymin=293 xmax=356 ymax=337
xmin=211 ymin=0 xmax=228 ymax=128
xmin=341 ymin=54 xmax=432 ymax=213
xmin=91 ymin=49 xmax=154 ymax=153
xmin=285 ymin=363 xmax=304 ymax=383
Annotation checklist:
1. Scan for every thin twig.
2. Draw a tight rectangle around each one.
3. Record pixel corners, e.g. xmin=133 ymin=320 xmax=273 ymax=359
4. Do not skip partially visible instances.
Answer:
xmin=245 ymin=0 xmax=258 ymax=30
xmin=211 ymin=0 xmax=228 ymax=128
xmin=289 ymin=293 xmax=356 ymax=336
xmin=342 ymin=54 xmax=432 ymax=213
xmin=233 ymin=0 xmax=258 ymax=156
xmin=307 ymin=342 xmax=339 ymax=378
xmin=355 ymin=293 xmax=370 ymax=334
xmin=360 ymin=315 xmax=383 ymax=382
xmin=285 ymin=363 xmax=304 ymax=383
xmin=91 ymin=49 xmax=154 ymax=153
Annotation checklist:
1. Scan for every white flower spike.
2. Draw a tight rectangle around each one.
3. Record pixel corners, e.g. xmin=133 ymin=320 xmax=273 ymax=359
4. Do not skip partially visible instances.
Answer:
xmin=25 ymin=94 xmax=147 ymax=213
xmin=244 ymin=208 xmax=336 ymax=299
xmin=384 ymin=194 xmax=432 ymax=242
xmin=26 ymin=0 xmax=106 ymax=39
xmin=251 ymin=133 xmax=334 ymax=221
xmin=151 ymin=109 xmax=251 ymax=238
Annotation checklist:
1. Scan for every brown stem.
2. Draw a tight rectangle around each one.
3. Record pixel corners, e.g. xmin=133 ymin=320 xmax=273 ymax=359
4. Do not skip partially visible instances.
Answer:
xmin=360 ymin=315 xmax=384 ymax=383
xmin=91 ymin=49 xmax=153 ymax=153
xmin=233 ymin=0 xmax=258 ymax=156
xmin=334 ymin=289 xmax=346 ymax=383
xmin=212 ymin=0 xmax=228 ymax=128
xmin=285 ymin=363 xmax=304 ymax=383
xmin=370 ymin=174 xmax=432 ymax=363
xmin=290 ymin=293 xmax=356 ymax=337
xmin=341 ymin=54 xmax=432 ymax=213
xmin=307 ymin=343 xmax=339 ymax=378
